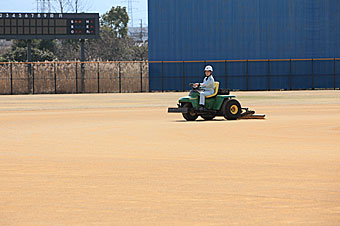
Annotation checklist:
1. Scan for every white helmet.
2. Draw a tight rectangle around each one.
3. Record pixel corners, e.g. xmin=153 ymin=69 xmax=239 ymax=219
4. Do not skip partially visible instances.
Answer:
xmin=204 ymin=65 xmax=213 ymax=72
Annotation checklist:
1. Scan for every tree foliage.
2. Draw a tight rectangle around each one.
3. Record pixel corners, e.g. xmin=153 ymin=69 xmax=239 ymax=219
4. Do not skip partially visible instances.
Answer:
xmin=1 ymin=40 xmax=57 ymax=62
xmin=101 ymin=6 xmax=129 ymax=38
xmin=11 ymin=40 xmax=57 ymax=53
xmin=2 ymin=47 xmax=56 ymax=62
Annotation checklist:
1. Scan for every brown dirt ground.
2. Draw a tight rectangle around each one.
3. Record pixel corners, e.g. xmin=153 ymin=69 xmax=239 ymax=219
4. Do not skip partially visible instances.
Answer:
xmin=0 ymin=90 xmax=340 ymax=226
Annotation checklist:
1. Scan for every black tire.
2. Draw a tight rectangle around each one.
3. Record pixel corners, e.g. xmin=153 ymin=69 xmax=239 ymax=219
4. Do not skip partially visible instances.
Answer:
xmin=201 ymin=114 xmax=215 ymax=120
xmin=182 ymin=103 xmax=198 ymax=121
xmin=222 ymin=99 xmax=241 ymax=120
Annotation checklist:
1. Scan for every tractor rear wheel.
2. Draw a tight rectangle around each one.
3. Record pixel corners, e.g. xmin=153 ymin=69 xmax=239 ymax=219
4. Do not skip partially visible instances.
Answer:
xmin=222 ymin=99 xmax=241 ymax=120
xmin=182 ymin=103 xmax=198 ymax=121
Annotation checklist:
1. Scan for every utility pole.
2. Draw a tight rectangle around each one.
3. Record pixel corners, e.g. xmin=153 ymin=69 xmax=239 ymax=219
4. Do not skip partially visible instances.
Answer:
xmin=139 ymin=19 xmax=143 ymax=43
xmin=128 ymin=0 xmax=133 ymax=27
xmin=36 ymin=0 xmax=52 ymax=13
xmin=48 ymin=0 xmax=51 ymax=12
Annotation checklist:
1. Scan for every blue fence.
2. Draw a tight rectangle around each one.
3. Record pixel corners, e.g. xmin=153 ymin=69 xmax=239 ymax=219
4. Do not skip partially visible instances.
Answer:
xmin=149 ymin=58 xmax=340 ymax=91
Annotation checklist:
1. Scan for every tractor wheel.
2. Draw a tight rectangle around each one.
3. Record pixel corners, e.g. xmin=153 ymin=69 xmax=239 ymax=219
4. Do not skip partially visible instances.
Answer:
xmin=201 ymin=114 xmax=215 ymax=120
xmin=222 ymin=99 xmax=241 ymax=120
xmin=182 ymin=103 xmax=198 ymax=121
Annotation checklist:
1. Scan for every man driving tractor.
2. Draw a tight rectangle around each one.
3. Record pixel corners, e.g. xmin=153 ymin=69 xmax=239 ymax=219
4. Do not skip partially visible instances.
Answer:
xmin=193 ymin=65 xmax=215 ymax=110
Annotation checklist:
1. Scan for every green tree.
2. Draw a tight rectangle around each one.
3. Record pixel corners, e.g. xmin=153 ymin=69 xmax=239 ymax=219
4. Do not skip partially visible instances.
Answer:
xmin=38 ymin=40 xmax=57 ymax=53
xmin=2 ymin=40 xmax=57 ymax=62
xmin=55 ymin=39 xmax=81 ymax=61
xmin=101 ymin=6 xmax=129 ymax=38
xmin=85 ymin=26 xmax=148 ymax=61
xmin=82 ymin=6 xmax=147 ymax=61
xmin=11 ymin=40 xmax=40 ymax=49
xmin=11 ymin=40 xmax=56 ymax=53
xmin=2 ymin=47 xmax=56 ymax=62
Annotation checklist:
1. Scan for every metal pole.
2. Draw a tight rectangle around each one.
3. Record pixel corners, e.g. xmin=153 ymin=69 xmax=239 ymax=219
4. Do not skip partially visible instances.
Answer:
xmin=27 ymin=40 xmax=32 ymax=94
xmin=312 ymin=58 xmax=314 ymax=90
xmin=268 ymin=59 xmax=271 ymax=91
xmin=75 ymin=62 xmax=78 ymax=93
xmin=50 ymin=63 xmax=53 ymax=94
xmin=54 ymin=62 xmax=57 ymax=94
xmin=118 ymin=62 xmax=121 ymax=93
xmin=97 ymin=62 xmax=100 ymax=93
xmin=140 ymin=61 xmax=143 ymax=92
xmin=161 ymin=61 xmax=164 ymax=92
xmin=182 ymin=61 xmax=185 ymax=91
xmin=10 ymin=63 xmax=13 ymax=95
xmin=290 ymin=59 xmax=292 ymax=90
xmin=246 ymin=59 xmax=249 ymax=91
xmin=27 ymin=39 xmax=32 ymax=63
xmin=32 ymin=64 xmax=35 ymax=94
xmin=225 ymin=60 xmax=228 ymax=89
xmin=80 ymin=39 xmax=85 ymax=93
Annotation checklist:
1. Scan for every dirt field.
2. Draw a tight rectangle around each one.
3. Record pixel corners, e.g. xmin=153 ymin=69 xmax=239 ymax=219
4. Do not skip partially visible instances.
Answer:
xmin=0 ymin=90 xmax=339 ymax=226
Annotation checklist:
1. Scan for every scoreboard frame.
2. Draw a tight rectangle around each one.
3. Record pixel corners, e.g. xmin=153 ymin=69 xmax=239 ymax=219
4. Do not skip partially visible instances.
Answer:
xmin=0 ymin=12 xmax=100 ymax=40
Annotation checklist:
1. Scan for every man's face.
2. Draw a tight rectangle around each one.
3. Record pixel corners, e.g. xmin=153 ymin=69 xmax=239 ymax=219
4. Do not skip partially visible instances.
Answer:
xmin=205 ymin=70 xmax=212 ymax=76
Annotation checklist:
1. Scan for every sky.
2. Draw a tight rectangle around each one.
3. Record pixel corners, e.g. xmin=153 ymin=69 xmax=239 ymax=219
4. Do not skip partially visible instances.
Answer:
xmin=1 ymin=0 xmax=148 ymax=26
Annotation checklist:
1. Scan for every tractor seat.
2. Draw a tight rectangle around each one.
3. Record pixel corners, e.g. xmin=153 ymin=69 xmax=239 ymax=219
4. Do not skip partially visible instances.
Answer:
xmin=206 ymin=82 xmax=219 ymax=98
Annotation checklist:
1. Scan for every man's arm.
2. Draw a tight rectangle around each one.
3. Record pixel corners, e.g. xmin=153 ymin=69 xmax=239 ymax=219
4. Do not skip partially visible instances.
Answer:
xmin=200 ymin=76 xmax=214 ymax=88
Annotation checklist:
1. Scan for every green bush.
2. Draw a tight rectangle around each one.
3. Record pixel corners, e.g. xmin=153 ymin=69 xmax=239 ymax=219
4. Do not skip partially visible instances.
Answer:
xmin=0 ymin=55 xmax=6 ymax=62
xmin=2 ymin=47 xmax=57 ymax=62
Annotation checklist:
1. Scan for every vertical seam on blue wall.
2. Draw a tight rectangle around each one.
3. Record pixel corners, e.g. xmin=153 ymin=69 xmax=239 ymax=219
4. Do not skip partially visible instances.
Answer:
xmin=268 ymin=59 xmax=271 ymax=91
xmin=161 ymin=61 xmax=164 ymax=92
xmin=289 ymin=59 xmax=292 ymax=90
xmin=334 ymin=58 xmax=336 ymax=90
xmin=225 ymin=60 xmax=228 ymax=89
xmin=182 ymin=61 xmax=185 ymax=91
xmin=246 ymin=59 xmax=249 ymax=91
xmin=312 ymin=58 xmax=314 ymax=90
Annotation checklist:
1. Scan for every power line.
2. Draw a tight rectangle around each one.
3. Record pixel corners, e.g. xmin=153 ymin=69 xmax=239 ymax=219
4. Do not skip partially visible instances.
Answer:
xmin=121 ymin=0 xmax=137 ymax=27
xmin=128 ymin=0 xmax=133 ymax=27
xmin=36 ymin=0 xmax=53 ymax=13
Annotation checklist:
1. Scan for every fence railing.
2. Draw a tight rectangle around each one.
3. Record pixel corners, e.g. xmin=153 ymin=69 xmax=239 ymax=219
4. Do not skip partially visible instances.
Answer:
xmin=148 ymin=58 xmax=340 ymax=91
xmin=1 ymin=58 xmax=339 ymax=94
xmin=0 ymin=61 xmax=149 ymax=95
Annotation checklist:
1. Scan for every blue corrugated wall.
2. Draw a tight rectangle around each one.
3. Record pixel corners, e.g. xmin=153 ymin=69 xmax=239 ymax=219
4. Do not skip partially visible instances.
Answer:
xmin=148 ymin=0 xmax=340 ymax=91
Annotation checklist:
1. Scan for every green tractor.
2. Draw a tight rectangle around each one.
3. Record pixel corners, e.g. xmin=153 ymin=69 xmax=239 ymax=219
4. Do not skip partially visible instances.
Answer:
xmin=168 ymin=82 xmax=264 ymax=121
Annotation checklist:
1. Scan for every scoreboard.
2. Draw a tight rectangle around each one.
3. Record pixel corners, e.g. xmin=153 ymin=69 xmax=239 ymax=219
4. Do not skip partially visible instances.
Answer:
xmin=0 ymin=12 xmax=99 ymax=39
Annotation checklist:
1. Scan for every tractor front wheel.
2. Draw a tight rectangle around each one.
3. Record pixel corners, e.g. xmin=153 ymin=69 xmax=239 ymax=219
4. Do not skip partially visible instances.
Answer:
xmin=201 ymin=114 xmax=215 ymax=120
xmin=222 ymin=99 xmax=241 ymax=120
xmin=182 ymin=103 xmax=198 ymax=121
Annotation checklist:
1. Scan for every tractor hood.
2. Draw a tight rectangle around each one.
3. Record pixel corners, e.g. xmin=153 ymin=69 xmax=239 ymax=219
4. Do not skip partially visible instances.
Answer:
xmin=179 ymin=96 xmax=198 ymax=102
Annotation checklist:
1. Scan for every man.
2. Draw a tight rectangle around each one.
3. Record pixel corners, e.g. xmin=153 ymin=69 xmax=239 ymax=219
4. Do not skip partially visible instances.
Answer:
xmin=193 ymin=65 xmax=215 ymax=110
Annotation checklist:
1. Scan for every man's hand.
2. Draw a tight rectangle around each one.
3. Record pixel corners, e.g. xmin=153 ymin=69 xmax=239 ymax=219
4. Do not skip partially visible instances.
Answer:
xmin=193 ymin=83 xmax=199 ymax=88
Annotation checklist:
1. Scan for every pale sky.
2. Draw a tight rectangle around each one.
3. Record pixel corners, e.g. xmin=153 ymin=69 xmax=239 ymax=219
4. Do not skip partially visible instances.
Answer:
xmin=1 ymin=0 xmax=148 ymax=26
